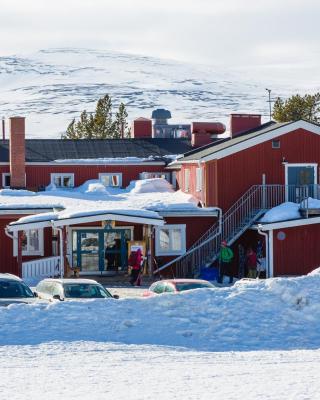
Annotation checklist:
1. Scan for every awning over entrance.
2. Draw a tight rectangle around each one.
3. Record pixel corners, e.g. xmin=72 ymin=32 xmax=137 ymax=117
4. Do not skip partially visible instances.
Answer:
xmin=7 ymin=210 xmax=164 ymax=232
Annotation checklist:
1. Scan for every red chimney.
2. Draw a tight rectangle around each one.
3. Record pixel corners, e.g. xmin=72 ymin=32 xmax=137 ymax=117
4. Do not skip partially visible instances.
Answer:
xmin=191 ymin=122 xmax=226 ymax=147
xmin=131 ymin=117 xmax=152 ymax=138
xmin=9 ymin=117 xmax=26 ymax=188
xmin=230 ymin=114 xmax=261 ymax=138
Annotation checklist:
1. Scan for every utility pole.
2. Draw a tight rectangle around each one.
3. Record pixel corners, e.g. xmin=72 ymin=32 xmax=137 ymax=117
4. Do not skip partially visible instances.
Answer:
xmin=266 ymin=88 xmax=272 ymax=121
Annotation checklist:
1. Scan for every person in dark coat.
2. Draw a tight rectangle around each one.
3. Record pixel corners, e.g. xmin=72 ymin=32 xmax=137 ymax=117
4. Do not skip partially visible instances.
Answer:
xmin=128 ymin=248 xmax=143 ymax=286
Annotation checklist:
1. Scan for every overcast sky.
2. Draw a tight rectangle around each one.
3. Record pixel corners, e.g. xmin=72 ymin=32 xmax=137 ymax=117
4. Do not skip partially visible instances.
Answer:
xmin=1 ymin=0 xmax=320 ymax=71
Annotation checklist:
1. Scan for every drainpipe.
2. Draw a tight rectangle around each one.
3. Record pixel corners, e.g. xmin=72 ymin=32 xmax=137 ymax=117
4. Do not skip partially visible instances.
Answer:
xmin=216 ymin=207 xmax=223 ymax=236
xmin=5 ymin=226 xmax=13 ymax=240
xmin=54 ymin=225 xmax=65 ymax=279
xmin=257 ymin=224 xmax=269 ymax=278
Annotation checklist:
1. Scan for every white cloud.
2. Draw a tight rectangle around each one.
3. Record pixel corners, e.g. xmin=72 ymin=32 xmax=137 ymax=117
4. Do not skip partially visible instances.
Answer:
xmin=0 ymin=0 xmax=319 ymax=71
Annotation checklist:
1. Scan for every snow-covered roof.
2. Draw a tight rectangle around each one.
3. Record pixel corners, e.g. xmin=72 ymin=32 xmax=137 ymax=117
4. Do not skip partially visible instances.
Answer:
xmin=1 ymin=179 xmax=217 ymax=230
xmin=259 ymin=198 xmax=320 ymax=224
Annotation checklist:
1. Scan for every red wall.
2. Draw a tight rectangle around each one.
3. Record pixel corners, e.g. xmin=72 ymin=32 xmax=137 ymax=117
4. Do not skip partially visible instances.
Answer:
xmin=0 ymin=217 xmax=53 ymax=275
xmin=178 ymin=163 xmax=204 ymax=204
xmin=17 ymin=164 xmax=167 ymax=190
xmin=273 ymin=224 xmax=320 ymax=276
xmin=210 ymin=128 xmax=320 ymax=210
xmin=156 ymin=215 xmax=217 ymax=274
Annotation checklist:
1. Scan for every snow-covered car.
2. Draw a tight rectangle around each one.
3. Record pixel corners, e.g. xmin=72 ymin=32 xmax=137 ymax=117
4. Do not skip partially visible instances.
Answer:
xmin=143 ymin=278 xmax=215 ymax=297
xmin=0 ymin=273 xmax=39 ymax=306
xmin=35 ymin=278 xmax=118 ymax=301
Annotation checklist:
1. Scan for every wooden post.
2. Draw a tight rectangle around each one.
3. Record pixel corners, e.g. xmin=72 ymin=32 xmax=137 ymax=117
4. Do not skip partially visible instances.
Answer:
xmin=62 ymin=227 xmax=67 ymax=278
xmin=17 ymin=230 xmax=23 ymax=277
xmin=149 ymin=226 xmax=155 ymax=275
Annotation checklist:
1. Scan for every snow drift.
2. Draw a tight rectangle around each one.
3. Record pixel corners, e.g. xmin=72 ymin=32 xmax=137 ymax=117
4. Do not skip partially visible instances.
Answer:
xmin=1 ymin=273 xmax=320 ymax=351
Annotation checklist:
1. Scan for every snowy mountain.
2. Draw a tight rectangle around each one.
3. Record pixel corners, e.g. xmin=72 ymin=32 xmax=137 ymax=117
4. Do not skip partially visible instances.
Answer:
xmin=0 ymin=48 xmax=315 ymax=138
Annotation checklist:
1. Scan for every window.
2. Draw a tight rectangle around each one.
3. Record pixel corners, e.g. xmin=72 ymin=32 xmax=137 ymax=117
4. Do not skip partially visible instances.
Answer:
xmin=272 ymin=140 xmax=280 ymax=149
xmin=155 ymin=224 xmax=186 ymax=256
xmin=99 ymin=173 xmax=122 ymax=187
xmin=139 ymin=172 xmax=171 ymax=181
xmin=184 ymin=169 xmax=190 ymax=192
xmin=2 ymin=173 xmax=10 ymax=188
xmin=14 ymin=229 xmax=44 ymax=256
xmin=51 ymin=173 xmax=74 ymax=188
xmin=196 ymin=168 xmax=202 ymax=192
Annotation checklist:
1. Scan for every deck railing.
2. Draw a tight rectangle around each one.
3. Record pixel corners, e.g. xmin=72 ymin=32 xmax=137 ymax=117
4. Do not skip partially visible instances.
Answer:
xmin=154 ymin=184 xmax=320 ymax=278
xmin=22 ymin=256 xmax=61 ymax=280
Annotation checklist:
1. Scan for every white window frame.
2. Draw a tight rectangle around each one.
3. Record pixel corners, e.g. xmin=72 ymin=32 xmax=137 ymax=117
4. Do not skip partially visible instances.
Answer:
xmin=2 ymin=173 xmax=10 ymax=188
xmin=284 ymin=163 xmax=318 ymax=201
xmin=196 ymin=167 xmax=202 ymax=192
xmin=99 ymin=173 xmax=123 ymax=187
xmin=50 ymin=173 xmax=74 ymax=188
xmin=139 ymin=172 xmax=171 ymax=181
xmin=13 ymin=229 xmax=44 ymax=256
xmin=155 ymin=224 xmax=186 ymax=256
xmin=184 ymin=169 xmax=190 ymax=192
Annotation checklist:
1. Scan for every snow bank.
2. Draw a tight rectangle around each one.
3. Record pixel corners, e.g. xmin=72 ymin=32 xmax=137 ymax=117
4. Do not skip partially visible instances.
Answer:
xmin=1 ymin=273 xmax=320 ymax=350
xmin=260 ymin=202 xmax=301 ymax=223
xmin=305 ymin=197 xmax=320 ymax=208
xmin=0 ymin=189 xmax=36 ymax=197
xmin=128 ymin=178 xmax=174 ymax=194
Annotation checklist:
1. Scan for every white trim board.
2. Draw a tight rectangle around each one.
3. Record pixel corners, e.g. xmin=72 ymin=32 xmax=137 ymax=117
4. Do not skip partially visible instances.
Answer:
xmin=181 ymin=121 xmax=320 ymax=163
xmin=253 ymin=216 xmax=320 ymax=231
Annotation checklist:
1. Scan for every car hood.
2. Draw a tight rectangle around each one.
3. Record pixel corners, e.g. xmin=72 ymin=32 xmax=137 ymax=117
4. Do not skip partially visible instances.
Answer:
xmin=0 ymin=298 xmax=38 ymax=307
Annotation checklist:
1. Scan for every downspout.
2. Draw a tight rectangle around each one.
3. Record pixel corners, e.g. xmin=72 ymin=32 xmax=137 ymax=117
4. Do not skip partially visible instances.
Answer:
xmin=5 ymin=226 xmax=13 ymax=240
xmin=257 ymin=224 xmax=269 ymax=278
xmin=54 ymin=225 xmax=65 ymax=279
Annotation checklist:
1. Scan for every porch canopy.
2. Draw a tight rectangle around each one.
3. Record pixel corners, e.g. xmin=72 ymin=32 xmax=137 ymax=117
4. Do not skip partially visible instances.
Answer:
xmin=7 ymin=209 xmax=164 ymax=232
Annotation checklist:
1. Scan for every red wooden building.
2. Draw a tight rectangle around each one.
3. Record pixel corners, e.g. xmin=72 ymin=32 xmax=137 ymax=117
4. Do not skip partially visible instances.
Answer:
xmin=0 ymin=116 xmax=220 ymax=278
xmin=2 ymin=113 xmax=320 ymax=281
xmin=158 ymin=115 xmax=320 ymax=278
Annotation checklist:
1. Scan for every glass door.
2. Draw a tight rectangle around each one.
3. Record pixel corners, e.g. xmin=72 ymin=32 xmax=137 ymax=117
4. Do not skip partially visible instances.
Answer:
xmin=286 ymin=165 xmax=316 ymax=202
xmin=73 ymin=228 xmax=132 ymax=274
xmin=76 ymin=231 xmax=100 ymax=273
xmin=103 ymin=230 xmax=126 ymax=272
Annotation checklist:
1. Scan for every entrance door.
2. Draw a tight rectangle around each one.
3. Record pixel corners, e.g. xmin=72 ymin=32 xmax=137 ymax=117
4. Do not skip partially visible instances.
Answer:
xmin=73 ymin=228 xmax=131 ymax=274
xmin=103 ymin=230 xmax=126 ymax=272
xmin=78 ymin=231 xmax=100 ymax=273
xmin=286 ymin=164 xmax=317 ymax=202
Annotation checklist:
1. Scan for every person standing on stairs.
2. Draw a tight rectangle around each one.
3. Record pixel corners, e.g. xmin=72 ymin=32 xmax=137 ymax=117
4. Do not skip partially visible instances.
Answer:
xmin=218 ymin=240 xmax=234 ymax=284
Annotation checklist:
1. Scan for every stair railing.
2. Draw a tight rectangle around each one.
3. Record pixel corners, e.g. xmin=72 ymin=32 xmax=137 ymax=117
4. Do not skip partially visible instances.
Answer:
xmin=153 ymin=184 xmax=320 ymax=278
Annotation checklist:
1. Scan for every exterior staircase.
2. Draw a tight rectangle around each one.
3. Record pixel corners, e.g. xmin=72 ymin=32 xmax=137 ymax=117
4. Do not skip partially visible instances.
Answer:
xmin=153 ymin=184 xmax=309 ymax=278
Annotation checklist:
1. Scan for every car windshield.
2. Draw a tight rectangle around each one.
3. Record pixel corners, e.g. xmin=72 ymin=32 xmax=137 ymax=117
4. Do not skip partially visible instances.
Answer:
xmin=0 ymin=280 xmax=34 ymax=298
xmin=63 ymin=283 xmax=112 ymax=299
xmin=175 ymin=282 xmax=214 ymax=292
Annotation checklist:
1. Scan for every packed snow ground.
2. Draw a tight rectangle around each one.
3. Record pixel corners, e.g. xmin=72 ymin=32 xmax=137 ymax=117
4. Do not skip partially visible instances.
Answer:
xmin=2 ymin=272 xmax=320 ymax=399
xmin=1 ymin=342 xmax=320 ymax=400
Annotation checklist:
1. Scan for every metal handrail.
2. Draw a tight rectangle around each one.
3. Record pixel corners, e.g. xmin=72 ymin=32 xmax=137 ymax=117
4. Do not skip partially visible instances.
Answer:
xmin=154 ymin=184 xmax=320 ymax=277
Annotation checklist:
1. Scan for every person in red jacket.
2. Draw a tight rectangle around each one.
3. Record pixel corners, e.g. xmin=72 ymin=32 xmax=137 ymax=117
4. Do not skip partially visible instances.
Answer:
xmin=246 ymin=247 xmax=260 ymax=279
xmin=129 ymin=248 xmax=143 ymax=286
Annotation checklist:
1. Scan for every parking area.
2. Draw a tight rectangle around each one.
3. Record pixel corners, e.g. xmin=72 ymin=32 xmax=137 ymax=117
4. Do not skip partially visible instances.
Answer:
xmin=107 ymin=286 xmax=146 ymax=298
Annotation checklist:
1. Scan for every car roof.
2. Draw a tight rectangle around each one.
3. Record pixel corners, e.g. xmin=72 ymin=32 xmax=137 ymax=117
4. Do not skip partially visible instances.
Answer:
xmin=0 ymin=273 xmax=22 ymax=281
xmin=153 ymin=279 xmax=211 ymax=284
xmin=38 ymin=278 xmax=100 ymax=284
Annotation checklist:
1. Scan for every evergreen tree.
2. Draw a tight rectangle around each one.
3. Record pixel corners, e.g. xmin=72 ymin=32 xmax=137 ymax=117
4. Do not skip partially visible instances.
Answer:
xmin=62 ymin=95 xmax=129 ymax=139
xmin=272 ymin=93 xmax=320 ymax=123
xmin=115 ymin=102 xmax=130 ymax=138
